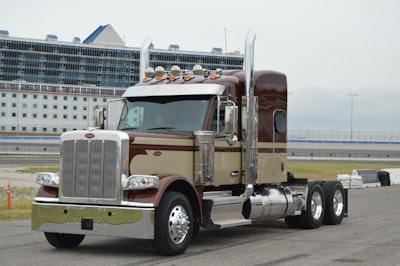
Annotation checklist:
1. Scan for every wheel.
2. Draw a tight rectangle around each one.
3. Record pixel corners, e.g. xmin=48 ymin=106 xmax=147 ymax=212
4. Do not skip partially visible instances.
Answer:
xmin=284 ymin=216 xmax=301 ymax=229
xmin=153 ymin=192 xmax=193 ymax=256
xmin=44 ymin=232 xmax=85 ymax=248
xmin=323 ymin=181 xmax=345 ymax=225
xmin=298 ymin=182 xmax=325 ymax=229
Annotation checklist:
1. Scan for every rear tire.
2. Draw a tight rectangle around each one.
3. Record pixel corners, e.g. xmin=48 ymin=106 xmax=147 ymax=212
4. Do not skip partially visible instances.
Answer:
xmin=323 ymin=181 xmax=345 ymax=225
xmin=153 ymin=192 xmax=193 ymax=256
xmin=285 ymin=216 xmax=301 ymax=229
xmin=44 ymin=232 xmax=85 ymax=248
xmin=298 ymin=182 xmax=325 ymax=229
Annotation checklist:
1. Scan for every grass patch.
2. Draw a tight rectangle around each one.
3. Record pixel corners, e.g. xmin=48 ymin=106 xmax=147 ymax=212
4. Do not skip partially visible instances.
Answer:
xmin=288 ymin=161 xmax=400 ymax=181
xmin=0 ymin=187 xmax=37 ymax=222
xmin=16 ymin=166 xmax=59 ymax=174
xmin=0 ymin=186 xmax=38 ymax=199
xmin=0 ymin=199 xmax=33 ymax=221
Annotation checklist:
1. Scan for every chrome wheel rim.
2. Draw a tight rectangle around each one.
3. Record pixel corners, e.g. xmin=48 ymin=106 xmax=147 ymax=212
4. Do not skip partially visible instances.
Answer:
xmin=168 ymin=205 xmax=190 ymax=244
xmin=333 ymin=189 xmax=344 ymax=216
xmin=311 ymin=191 xmax=323 ymax=220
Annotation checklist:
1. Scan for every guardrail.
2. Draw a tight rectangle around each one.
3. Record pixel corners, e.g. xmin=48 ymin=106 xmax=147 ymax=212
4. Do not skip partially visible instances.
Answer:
xmin=0 ymin=143 xmax=59 ymax=155
xmin=1 ymin=136 xmax=400 ymax=160
xmin=288 ymin=130 xmax=400 ymax=142
xmin=287 ymin=149 xmax=400 ymax=161
xmin=0 ymin=136 xmax=59 ymax=155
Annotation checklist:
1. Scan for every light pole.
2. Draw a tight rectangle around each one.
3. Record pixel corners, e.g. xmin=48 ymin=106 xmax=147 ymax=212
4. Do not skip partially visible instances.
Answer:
xmin=347 ymin=93 xmax=357 ymax=140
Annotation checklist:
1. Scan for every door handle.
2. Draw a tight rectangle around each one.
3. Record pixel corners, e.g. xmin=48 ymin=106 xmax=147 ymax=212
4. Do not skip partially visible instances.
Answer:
xmin=230 ymin=171 xmax=239 ymax=177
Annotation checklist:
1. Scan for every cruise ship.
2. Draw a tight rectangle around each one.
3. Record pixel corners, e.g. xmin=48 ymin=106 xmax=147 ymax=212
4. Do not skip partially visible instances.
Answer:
xmin=0 ymin=24 xmax=243 ymax=133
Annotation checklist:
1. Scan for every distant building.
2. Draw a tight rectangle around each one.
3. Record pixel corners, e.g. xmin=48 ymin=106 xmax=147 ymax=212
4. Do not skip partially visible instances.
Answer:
xmin=0 ymin=24 xmax=243 ymax=133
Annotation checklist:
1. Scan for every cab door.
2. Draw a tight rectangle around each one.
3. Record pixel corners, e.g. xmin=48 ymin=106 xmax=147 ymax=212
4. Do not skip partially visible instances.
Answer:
xmin=212 ymin=102 xmax=241 ymax=185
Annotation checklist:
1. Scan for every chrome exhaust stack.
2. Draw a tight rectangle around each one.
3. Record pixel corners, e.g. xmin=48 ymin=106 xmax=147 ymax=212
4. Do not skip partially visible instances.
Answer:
xmin=243 ymin=30 xmax=258 ymax=185
xmin=139 ymin=37 xmax=154 ymax=81
xmin=244 ymin=30 xmax=256 ymax=96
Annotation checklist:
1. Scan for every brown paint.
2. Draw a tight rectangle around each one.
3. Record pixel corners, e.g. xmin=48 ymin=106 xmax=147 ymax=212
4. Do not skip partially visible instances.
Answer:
xmin=229 ymin=70 xmax=287 ymax=143
xmin=124 ymin=173 xmax=200 ymax=207
xmin=35 ymin=186 xmax=58 ymax=198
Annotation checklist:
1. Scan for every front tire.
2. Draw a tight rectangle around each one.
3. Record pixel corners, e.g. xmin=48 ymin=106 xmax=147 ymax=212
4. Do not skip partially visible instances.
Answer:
xmin=323 ymin=181 xmax=345 ymax=225
xmin=44 ymin=232 xmax=85 ymax=248
xmin=153 ymin=192 xmax=193 ymax=256
xmin=299 ymin=182 xmax=325 ymax=229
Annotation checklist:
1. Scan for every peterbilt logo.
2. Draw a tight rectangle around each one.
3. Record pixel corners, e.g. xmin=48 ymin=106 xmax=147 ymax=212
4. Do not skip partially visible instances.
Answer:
xmin=85 ymin=133 xmax=95 ymax=139
xmin=153 ymin=151 xmax=162 ymax=156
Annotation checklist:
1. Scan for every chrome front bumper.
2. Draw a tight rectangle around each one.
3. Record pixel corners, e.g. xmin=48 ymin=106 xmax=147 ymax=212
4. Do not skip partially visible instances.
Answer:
xmin=31 ymin=202 xmax=155 ymax=239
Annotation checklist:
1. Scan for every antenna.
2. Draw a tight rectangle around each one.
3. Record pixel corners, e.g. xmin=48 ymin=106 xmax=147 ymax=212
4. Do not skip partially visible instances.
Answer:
xmin=224 ymin=27 xmax=228 ymax=70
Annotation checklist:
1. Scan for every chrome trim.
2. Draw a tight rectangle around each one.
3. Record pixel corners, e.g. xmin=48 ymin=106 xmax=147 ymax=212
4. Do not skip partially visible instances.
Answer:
xmin=242 ymin=30 xmax=258 ymax=185
xmin=194 ymin=131 xmax=215 ymax=184
xmin=34 ymin=197 xmax=59 ymax=202
xmin=123 ymin=83 xmax=225 ymax=98
xmin=59 ymin=130 xmax=129 ymax=205
xmin=243 ymin=95 xmax=258 ymax=184
xmin=121 ymin=201 xmax=155 ymax=207
xmin=32 ymin=202 xmax=155 ymax=239
xmin=244 ymin=30 xmax=256 ymax=96
xmin=249 ymin=188 xmax=288 ymax=221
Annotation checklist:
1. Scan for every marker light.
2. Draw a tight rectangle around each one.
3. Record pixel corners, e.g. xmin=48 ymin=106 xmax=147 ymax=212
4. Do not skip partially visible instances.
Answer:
xmin=170 ymin=65 xmax=181 ymax=76
xmin=143 ymin=67 xmax=155 ymax=81
xmin=36 ymin=172 xmax=59 ymax=187
xmin=122 ymin=175 xmax=159 ymax=190
xmin=155 ymin=66 xmax=165 ymax=80
xmin=184 ymin=74 xmax=193 ymax=81
xmin=209 ymin=73 xmax=220 ymax=79
xmin=193 ymin=64 xmax=203 ymax=75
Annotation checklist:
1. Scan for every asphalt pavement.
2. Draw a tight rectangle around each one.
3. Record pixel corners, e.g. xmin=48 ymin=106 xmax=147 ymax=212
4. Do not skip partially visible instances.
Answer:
xmin=1 ymin=186 xmax=400 ymax=265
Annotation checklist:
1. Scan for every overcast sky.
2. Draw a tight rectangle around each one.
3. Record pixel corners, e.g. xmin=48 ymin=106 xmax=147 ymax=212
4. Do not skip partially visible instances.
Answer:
xmin=2 ymin=0 xmax=399 ymax=132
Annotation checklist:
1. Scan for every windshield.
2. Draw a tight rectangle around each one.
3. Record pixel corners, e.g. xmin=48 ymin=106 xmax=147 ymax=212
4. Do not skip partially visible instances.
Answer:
xmin=118 ymin=95 xmax=212 ymax=132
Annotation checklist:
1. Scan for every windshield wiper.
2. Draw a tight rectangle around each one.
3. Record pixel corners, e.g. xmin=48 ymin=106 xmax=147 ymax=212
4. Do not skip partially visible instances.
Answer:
xmin=119 ymin=127 xmax=139 ymax=131
xmin=147 ymin=127 xmax=175 ymax=131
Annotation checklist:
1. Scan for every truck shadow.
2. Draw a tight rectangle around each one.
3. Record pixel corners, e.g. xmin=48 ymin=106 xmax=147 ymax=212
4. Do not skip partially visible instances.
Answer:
xmin=46 ymin=219 xmax=293 ymax=258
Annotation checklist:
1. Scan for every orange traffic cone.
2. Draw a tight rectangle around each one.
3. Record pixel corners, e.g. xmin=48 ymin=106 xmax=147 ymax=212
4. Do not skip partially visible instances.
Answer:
xmin=7 ymin=181 xmax=11 ymax=209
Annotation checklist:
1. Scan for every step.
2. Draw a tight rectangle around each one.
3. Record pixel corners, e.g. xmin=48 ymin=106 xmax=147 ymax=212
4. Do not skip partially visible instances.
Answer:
xmin=203 ymin=191 xmax=252 ymax=229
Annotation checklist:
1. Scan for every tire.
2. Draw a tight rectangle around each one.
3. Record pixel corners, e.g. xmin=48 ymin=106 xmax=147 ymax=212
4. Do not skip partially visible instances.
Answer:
xmin=44 ymin=232 xmax=85 ymax=248
xmin=153 ymin=192 xmax=193 ymax=256
xmin=284 ymin=216 xmax=301 ymax=229
xmin=298 ymin=182 xmax=325 ymax=229
xmin=323 ymin=181 xmax=345 ymax=225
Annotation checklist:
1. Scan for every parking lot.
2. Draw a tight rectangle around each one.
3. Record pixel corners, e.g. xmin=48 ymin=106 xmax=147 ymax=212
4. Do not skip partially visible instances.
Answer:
xmin=0 ymin=185 xmax=399 ymax=265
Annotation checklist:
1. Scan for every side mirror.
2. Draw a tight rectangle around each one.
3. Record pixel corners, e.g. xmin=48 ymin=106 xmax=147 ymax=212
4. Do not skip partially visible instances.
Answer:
xmin=224 ymin=105 xmax=238 ymax=146
xmin=94 ymin=106 xmax=105 ymax=129
xmin=106 ymin=99 xmax=124 ymax=130
xmin=224 ymin=105 xmax=238 ymax=135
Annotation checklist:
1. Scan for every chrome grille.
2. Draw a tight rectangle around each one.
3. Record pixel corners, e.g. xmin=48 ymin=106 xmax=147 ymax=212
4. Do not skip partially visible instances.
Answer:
xmin=61 ymin=139 xmax=118 ymax=200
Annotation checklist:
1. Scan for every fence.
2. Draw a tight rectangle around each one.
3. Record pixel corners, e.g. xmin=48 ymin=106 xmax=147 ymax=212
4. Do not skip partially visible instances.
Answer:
xmin=1 ymin=131 xmax=400 ymax=160
xmin=288 ymin=130 xmax=400 ymax=142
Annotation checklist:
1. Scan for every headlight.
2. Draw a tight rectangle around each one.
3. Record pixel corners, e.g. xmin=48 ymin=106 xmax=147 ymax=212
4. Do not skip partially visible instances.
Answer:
xmin=36 ymin=172 xmax=59 ymax=187
xmin=122 ymin=175 xmax=159 ymax=190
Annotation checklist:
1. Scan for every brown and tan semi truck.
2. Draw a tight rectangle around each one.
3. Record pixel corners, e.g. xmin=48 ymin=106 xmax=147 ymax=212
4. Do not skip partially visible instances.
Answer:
xmin=32 ymin=31 xmax=348 ymax=255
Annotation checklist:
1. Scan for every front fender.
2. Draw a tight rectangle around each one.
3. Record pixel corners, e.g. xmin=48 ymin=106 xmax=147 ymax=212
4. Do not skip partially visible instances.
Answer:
xmin=124 ymin=173 xmax=201 ymax=207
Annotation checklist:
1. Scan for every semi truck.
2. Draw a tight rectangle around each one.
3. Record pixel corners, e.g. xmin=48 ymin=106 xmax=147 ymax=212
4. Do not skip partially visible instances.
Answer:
xmin=32 ymin=31 xmax=348 ymax=256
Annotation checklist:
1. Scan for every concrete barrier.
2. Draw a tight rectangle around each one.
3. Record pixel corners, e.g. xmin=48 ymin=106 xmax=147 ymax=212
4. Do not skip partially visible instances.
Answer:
xmin=381 ymin=168 xmax=400 ymax=185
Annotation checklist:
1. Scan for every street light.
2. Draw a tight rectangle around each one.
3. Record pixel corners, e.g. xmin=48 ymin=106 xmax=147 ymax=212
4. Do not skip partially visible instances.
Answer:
xmin=347 ymin=93 xmax=357 ymax=140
